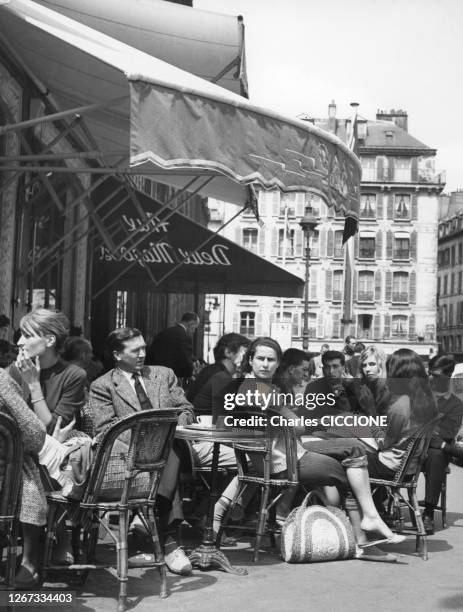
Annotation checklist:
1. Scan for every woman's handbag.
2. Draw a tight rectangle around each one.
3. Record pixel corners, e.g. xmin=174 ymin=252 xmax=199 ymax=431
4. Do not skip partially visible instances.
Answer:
xmin=280 ymin=490 xmax=356 ymax=563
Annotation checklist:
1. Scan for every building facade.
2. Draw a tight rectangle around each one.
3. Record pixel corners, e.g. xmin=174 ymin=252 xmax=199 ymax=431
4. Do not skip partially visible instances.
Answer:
xmin=207 ymin=105 xmax=444 ymax=358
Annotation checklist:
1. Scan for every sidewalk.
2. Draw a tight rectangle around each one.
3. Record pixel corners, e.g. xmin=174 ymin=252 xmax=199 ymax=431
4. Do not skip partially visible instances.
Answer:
xmin=55 ymin=466 xmax=463 ymax=612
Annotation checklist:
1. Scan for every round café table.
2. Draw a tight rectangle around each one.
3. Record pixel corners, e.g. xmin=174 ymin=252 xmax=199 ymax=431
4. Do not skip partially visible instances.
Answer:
xmin=175 ymin=424 xmax=264 ymax=575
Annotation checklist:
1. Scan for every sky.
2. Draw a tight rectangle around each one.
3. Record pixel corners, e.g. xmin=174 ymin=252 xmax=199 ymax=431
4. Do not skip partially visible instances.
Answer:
xmin=196 ymin=0 xmax=463 ymax=193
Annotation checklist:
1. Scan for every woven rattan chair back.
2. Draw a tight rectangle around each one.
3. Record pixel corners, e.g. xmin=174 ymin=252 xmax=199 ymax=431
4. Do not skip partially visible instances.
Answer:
xmin=0 ymin=412 xmax=23 ymax=587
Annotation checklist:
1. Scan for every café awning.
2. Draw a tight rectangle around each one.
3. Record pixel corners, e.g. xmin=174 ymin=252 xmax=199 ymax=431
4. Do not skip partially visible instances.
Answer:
xmin=32 ymin=0 xmax=248 ymax=96
xmin=92 ymin=177 xmax=305 ymax=298
xmin=0 ymin=0 xmax=361 ymax=217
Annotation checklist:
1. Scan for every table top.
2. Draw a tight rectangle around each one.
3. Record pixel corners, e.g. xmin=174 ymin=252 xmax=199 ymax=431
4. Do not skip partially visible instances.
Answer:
xmin=175 ymin=424 xmax=264 ymax=444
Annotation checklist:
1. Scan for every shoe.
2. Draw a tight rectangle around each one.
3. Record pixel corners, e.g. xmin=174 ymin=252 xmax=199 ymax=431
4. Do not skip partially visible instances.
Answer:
xmin=15 ymin=566 xmax=40 ymax=590
xmin=214 ymin=531 xmax=237 ymax=546
xmin=164 ymin=547 xmax=192 ymax=575
xmin=128 ymin=553 xmax=156 ymax=568
xmin=422 ymin=514 xmax=435 ymax=535
xmin=358 ymin=533 xmax=406 ymax=548
xmin=355 ymin=546 xmax=398 ymax=563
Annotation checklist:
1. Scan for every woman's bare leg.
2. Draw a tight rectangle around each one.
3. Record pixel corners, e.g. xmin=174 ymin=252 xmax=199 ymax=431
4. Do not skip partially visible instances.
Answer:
xmin=21 ymin=524 xmax=42 ymax=574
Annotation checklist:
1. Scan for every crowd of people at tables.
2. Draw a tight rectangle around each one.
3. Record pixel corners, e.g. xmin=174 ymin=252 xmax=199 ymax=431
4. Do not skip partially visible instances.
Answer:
xmin=1 ymin=308 xmax=463 ymax=588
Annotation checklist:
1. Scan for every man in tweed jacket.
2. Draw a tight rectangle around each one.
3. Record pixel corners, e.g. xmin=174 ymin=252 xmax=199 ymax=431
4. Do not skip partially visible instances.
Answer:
xmin=89 ymin=327 xmax=194 ymax=574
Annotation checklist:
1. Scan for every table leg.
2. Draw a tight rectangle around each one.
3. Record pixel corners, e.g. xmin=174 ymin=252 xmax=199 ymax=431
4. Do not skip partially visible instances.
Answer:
xmin=188 ymin=442 xmax=247 ymax=576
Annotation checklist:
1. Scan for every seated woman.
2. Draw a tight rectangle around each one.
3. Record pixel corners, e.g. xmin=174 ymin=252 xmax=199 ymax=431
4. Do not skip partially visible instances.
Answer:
xmin=8 ymin=309 xmax=87 ymax=572
xmin=232 ymin=337 xmax=404 ymax=558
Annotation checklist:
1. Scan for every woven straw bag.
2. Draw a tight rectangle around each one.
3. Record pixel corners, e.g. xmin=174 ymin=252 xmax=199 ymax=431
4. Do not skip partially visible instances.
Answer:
xmin=281 ymin=490 xmax=356 ymax=563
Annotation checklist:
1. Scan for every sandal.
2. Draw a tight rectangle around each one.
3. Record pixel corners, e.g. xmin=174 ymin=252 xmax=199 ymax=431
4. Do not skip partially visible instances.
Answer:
xmin=358 ymin=534 xmax=406 ymax=548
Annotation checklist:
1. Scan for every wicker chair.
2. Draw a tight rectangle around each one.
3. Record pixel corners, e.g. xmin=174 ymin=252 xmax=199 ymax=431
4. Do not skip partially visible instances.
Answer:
xmin=43 ymin=409 xmax=178 ymax=611
xmin=369 ymin=415 xmax=443 ymax=561
xmin=218 ymin=410 xmax=299 ymax=562
xmin=0 ymin=412 xmax=23 ymax=589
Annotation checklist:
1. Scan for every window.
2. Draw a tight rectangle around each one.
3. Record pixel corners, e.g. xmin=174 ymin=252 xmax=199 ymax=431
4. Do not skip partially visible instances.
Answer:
xmin=275 ymin=311 xmax=292 ymax=324
xmin=459 ymin=243 xmax=463 ymax=264
xmin=393 ymin=237 xmax=410 ymax=260
xmin=278 ymin=228 xmax=295 ymax=257
xmin=240 ymin=311 xmax=255 ymax=336
xmin=310 ymin=230 xmax=319 ymax=258
xmin=451 ymin=246 xmax=456 ymax=266
xmin=444 ymin=275 xmax=448 ymax=296
xmin=358 ymin=271 xmax=374 ymax=302
xmin=280 ymin=192 xmax=296 ymax=217
xmin=360 ymin=194 xmax=376 ymax=219
xmin=459 ymin=272 xmax=462 ymax=294
xmin=394 ymin=158 xmax=411 ymax=182
xmin=451 ymin=273 xmax=455 ymax=295
xmin=308 ymin=313 xmax=317 ymax=337
xmin=392 ymin=272 xmax=409 ymax=303
xmin=333 ymin=270 xmax=343 ymax=301
xmin=359 ymin=236 xmax=375 ymax=259
xmin=242 ymin=228 xmax=258 ymax=252
xmin=361 ymin=157 xmax=376 ymax=181
xmin=116 ymin=291 xmax=128 ymax=328
xmin=334 ymin=230 xmax=344 ymax=258
xmin=394 ymin=194 xmax=410 ymax=220
xmin=392 ymin=315 xmax=408 ymax=338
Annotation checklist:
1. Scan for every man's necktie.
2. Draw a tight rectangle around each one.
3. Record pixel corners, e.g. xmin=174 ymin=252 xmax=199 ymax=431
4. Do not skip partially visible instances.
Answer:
xmin=132 ymin=373 xmax=153 ymax=411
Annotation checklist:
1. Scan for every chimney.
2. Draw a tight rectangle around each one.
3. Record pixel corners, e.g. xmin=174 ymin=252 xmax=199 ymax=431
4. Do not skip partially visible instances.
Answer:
xmin=328 ymin=99 xmax=336 ymax=133
xmin=376 ymin=108 xmax=408 ymax=132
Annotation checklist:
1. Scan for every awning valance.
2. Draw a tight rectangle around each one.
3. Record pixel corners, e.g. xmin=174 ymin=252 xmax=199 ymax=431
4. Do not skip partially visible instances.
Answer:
xmin=0 ymin=0 xmax=361 ymax=220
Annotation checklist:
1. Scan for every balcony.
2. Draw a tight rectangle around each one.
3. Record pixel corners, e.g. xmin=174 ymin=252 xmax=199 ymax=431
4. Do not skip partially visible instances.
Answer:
xmin=359 ymin=248 xmax=375 ymax=259
xmin=357 ymin=291 xmax=374 ymax=303
xmin=392 ymin=292 xmax=409 ymax=304
xmin=393 ymin=249 xmax=410 ymax=260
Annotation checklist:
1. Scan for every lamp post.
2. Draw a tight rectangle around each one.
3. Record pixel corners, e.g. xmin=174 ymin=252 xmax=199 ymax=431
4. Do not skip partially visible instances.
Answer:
xmin=299 ymin=206 xmax=318 ymax=351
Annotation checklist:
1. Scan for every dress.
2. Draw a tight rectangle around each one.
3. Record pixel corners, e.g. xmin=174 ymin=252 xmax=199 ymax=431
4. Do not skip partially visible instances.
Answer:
xmin=0 ymin=369 xmax=47 ymax=526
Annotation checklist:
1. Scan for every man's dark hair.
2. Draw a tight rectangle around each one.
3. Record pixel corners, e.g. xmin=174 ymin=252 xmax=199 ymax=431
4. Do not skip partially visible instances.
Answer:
xmin=106 ymin=327 xmax=143 ymax=357
xmin=345 ymin=335 xmax=355 ymax=344
xmin=213 ymin=333 xmax=250 ymax=362
xmin=280 ymin=348 xmax=311 ymax=370
xmin=429 ymin=354 xmax=456 ymax=378
xmin=354 ymin=342 xmax=366 ymax=354
xmin=181 ymin=312 xmax=200 ymax=323
xmin=322 ymin=350 xmax=345 ymax=367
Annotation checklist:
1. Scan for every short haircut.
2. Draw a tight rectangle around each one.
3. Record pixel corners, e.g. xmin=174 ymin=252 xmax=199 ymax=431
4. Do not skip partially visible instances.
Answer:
xmin=429 ymin=354 xmax=456 ymax=378
xmin=321 ymin=343 xmax=330 ymax=351
xmin=106 ymin=327 xmax=143 ymax=357
xmin=241 ymin=337 xmax=283 ymax=374
xmin=360 ymin=346 xmax=387 ymax=376
xmin=354 ymin=342 xmax=366 ymax=354
xmin=63 ymin=337 xmax=93 ymax=362
xmin=280 ymin=348 xmax=311 ymax=370
xmin=322 ymin=350 xmax=345 ymax=367
xmin=19 ymin=308 xmax=70 ymax=351
xmin=213 ymin=333 xmax=250 ymax=362
xmin=345 ymin=335 xmax=355 ymax=344
xmin=181 ymin=312 xmax=200 ymax=323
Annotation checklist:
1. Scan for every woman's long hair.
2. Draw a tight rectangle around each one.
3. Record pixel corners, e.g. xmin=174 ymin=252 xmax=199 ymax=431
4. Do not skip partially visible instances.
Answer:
xmin=240 ymin=337 xmax=283 ymax=376
xmin=386 ymin=348 xmax=437 ymax=424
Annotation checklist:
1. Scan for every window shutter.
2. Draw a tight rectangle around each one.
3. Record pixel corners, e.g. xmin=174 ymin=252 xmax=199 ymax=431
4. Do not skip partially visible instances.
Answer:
xmin=410 ymin=231 xmax=417 ymax=261
xmin=235 ymin=226 xmax=242 ymax=245
xmin=377 ymin=156 xmax=384 ymax=181
xmin=333 ymin=313 xmax=341 ymax=338
xmin=295 ymin=193 xmax=304 ymax=217
xmin=325 ymin=269 xmax=333 ymax=300
xmin=411 ymin=157 xmax=418 ymax=182
xmin=388 ymin=157 xmax=395 ymax=181
xmin=449 ymin=304 xmax=454 ymax=326
xmin=320 ymin=227 xmax=327 ymax=258
xmin=411 ymin=193 xmax=418 ymax=220
xmin=376 ymin=230 xmax=383 ymax=259
xmin=310 ymin=269 xmax=318 ymax=300
xmin=387 ymin=194 xmax=394 ymax=220
xmin=410 ymin=271 xmax=416 ymax=304
xmin=255 ymin=311 xmax=262 ymax=337
xmin=272 ymin=192 xmax=280 ymax=216
xmin=295 ymin=227 xmax=303 ymax=258
xmin=386 ymin=230 xmax=393 ymax=259
xmin=377 ymin=193 xmax=384 ymax=219
xmin=316 ymin=313 xmax=324 ymax=338
xmin=384 ymin=313 xmax=391 ymax=338
xmin=409 ymin=314 xmax=416 ymax=339
xmin=233 ymin=311 xmax=239 ymax=333
xmin=292 ymin=312 xmax=299 ymax=337
xmin=354 ymin=233 xmax=359 ymax=259
xmin=271 ymin=227 xmax=279 ymax=257
xmin=259 ymin=193 xmax=267 ymax=217
xmin=375 ymin=270 xmax=382 ymax=302
xmin=353 ymin=269 xmax=358 ymax=302
xmin=373 ymin=314 xmax=381 ymax=340
xmin=327 ymin=229 xmax=334 ymax=257
xmin=385 ymin=270 xmax=392 ymax=301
